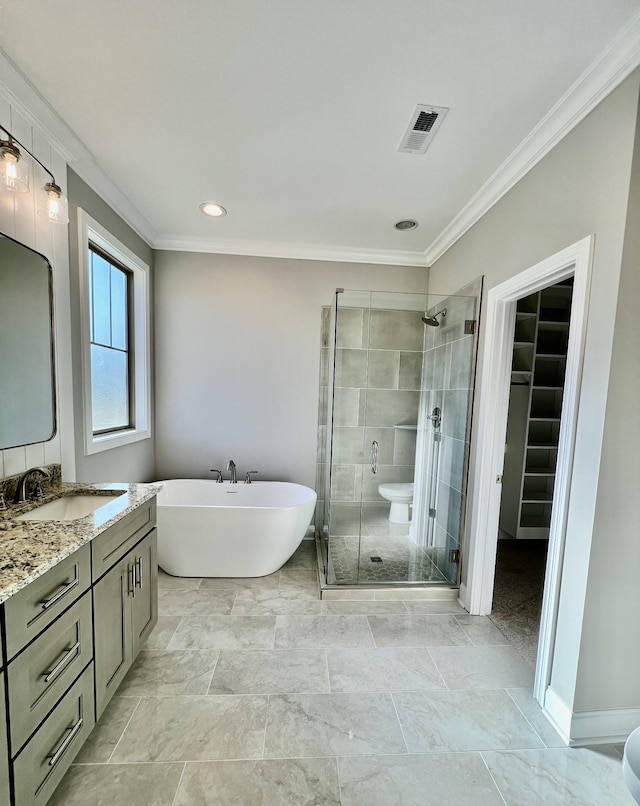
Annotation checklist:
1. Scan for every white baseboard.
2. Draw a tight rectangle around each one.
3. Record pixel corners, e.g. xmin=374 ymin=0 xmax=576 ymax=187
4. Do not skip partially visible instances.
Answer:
xmin=542 ymin=687 xmax=572 ymax=744
xmin=543 ymin=686 xmax=640 ymax=745
xmin=569 ymin=707 xmax=640 ymax=746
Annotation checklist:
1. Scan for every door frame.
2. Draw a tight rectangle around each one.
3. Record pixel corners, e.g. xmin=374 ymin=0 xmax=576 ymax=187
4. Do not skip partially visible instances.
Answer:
xmin=462 ymin=235 xmax=594 ymax=701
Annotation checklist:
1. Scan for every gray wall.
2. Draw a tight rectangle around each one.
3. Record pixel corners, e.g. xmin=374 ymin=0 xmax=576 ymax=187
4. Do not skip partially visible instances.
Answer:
xmin=153 ymin=251 xmax=428 ymax=487
xmin=67 ymin=168 xmax=156 ymax=482
xmin=428 ymin=72 xmax=640 ymax=717
xmin=574 ymin=90 xmax=640 ymax=713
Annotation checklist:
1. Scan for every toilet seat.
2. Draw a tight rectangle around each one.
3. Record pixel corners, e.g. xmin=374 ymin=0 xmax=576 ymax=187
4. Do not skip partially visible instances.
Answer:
xmin=378 ymin=483 xmax=414 ymax=500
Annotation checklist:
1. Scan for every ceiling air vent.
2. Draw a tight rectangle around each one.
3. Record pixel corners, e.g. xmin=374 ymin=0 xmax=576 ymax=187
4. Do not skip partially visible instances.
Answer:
xmin=398 ymin=104 xmax=449 ymax=154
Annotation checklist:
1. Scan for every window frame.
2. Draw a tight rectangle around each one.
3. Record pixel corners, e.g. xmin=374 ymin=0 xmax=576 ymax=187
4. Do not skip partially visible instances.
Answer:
xmin=78 ymin=209 xmax=151 ymax=455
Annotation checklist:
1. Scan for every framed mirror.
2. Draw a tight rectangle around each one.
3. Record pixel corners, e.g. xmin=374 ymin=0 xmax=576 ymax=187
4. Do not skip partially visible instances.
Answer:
xmin=0 ymin=233 xmax=56 ymax=450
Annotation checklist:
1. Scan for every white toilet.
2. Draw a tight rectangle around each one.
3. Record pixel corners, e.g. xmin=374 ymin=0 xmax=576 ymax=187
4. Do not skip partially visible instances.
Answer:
xmin=378 ymin=483 xmax=414 ymax=524
xmin=623 ymin=726 xmax=640 ymax=804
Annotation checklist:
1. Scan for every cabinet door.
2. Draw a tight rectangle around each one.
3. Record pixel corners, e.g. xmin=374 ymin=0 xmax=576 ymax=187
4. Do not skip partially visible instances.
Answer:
xmin=131 ymin=529 xmax=158 ymax=657
xmin=93 ymin=554 xmax=133 ymax=719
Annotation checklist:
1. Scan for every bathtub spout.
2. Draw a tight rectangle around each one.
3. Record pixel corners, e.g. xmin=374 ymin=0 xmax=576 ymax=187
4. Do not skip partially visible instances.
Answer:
xmin=227 ymin=459 xmax=237 ymax=483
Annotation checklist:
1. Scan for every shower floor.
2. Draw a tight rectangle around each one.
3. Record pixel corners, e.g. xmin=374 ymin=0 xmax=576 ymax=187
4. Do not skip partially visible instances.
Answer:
xmin=326 ymin=505 xmax=450 ymax=584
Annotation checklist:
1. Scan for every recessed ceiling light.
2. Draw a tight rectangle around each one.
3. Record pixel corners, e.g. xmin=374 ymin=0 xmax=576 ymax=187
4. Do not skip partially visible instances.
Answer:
xmin=200 ymin=202 xmax=227 ymax=217
xmin=395 ymin=219 xmax=418 ymax=231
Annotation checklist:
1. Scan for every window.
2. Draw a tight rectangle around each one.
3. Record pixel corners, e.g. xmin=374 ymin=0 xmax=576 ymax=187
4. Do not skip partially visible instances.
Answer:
xmin=88 ymin=245 xmax=132 ymax=433
xmin=79 ymin=210 xmax=151 ymax=454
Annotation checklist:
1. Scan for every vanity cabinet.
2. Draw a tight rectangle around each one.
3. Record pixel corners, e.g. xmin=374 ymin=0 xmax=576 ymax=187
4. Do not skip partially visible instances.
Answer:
xmin=93 ymin=528 xmax=157 ymax=717
xmin=0 ymin=493 xmax=157 ymax=805
xmin=3 ymin=545 xmax=95 ymax=806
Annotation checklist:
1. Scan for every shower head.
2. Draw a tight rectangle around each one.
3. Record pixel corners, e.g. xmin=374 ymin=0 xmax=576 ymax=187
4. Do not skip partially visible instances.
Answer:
xmin=422 ymin=308 xmax=447 ymax=327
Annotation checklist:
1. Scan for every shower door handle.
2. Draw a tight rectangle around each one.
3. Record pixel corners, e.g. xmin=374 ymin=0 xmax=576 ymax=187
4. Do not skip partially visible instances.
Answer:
xmin=371 ymin=441 xmax=379 ymax=474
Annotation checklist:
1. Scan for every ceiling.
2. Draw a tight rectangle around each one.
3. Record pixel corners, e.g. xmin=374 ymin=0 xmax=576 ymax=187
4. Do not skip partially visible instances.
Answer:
xmin=1 ymin=1 xmax=639 ymax=265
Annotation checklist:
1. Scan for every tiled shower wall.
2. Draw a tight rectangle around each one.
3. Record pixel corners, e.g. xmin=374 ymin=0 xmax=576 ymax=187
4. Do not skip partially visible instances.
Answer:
xmin=315 ymin=305 xmax=423 ymax=524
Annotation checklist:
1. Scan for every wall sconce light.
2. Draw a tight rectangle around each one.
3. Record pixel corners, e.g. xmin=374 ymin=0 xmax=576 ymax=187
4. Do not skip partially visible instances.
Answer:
xmin=0 ymin=124 xmax=69 ymax=224
xmin=0 ymin=137 xmax=30 ymax=193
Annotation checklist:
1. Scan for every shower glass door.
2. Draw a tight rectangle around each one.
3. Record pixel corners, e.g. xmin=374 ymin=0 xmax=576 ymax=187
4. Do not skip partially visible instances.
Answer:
xmin=324 ymin=285 xmax=479 ymax=586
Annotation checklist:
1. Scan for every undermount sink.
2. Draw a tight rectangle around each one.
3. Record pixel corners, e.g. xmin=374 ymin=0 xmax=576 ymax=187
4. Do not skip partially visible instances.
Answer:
xmin=14 ymin=493 xmax=125 ymax=522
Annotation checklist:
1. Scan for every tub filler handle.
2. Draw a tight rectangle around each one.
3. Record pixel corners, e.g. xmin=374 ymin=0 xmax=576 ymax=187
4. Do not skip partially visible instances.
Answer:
xmin=245 ymin=471 xmax=259 ymax=484
xmin=210 ymin=469 xmax=224 ymax=483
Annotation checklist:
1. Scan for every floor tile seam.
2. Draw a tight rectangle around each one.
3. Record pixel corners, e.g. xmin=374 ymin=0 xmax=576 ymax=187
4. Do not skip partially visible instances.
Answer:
xmin=106 ymin=696 xmax=143 ymax=764
xmin=388 ymin=691 xmax=411 ymax=755
xmin=477 ymin=751 xmax=510 ymax=806
xmin=364 ymin=613 xmax=377 ymax=648
xmin=504 ymin=688 xmax=553 ymax=748
xmin=203 ymin=650 xmax=221 ymax=695
xmin=261 ymin=750 xmax=413 ymax=761
xmin=161 ymin=616 xmax=182 ymax=648
xmin=323 ymin=647 xmax=332 ymax=694
xmin=169 ymin=761 xmax=188 ymax=806
xmin=70 ymin=760 xmax=190 ymax=766
xmin=74 ymin=747 xmax=535 ymax=767
xmin=260 ymin=694 xmax=270 ymax=760
xmin=424 ymin=646 xmax=450 ymax=690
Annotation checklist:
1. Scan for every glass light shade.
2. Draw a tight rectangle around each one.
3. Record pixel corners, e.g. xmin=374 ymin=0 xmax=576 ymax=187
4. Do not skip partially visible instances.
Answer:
xmin=0 ymin=141 xmax=30 ymax=192
xmin=38 ymin=182 xmax=69 ymax=224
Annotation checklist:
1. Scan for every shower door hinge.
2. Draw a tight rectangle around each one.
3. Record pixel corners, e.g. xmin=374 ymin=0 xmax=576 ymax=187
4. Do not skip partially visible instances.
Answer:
xmin=464 ymin=319 xmax=476 ymax=335
xmin=449 ymin=549 xmax=460 ymax=563
xmin=428 ymin=507 xmax=437 ymax=518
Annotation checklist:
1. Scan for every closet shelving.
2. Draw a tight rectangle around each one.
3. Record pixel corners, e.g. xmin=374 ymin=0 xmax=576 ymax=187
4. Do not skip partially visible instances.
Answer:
xmin=501 ymin=282 xmax=573 ymax=539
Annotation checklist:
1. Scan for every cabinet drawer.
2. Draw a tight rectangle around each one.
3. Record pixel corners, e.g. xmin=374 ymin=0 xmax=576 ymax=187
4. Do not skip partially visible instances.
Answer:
xmin=5 ymin=545 xmax=91 ymax=660
xmin=8 ymin=591 xmax=93 ymax=753
xmin=12 ymin=663 xmax=94 ymax=806
xmin=91 ymin=499 xmax=156 ymax=581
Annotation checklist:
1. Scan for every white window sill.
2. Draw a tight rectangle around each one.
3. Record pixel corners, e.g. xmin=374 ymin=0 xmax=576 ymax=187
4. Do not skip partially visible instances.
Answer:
xmin=85 ymin=427 xmax=151 ymax=456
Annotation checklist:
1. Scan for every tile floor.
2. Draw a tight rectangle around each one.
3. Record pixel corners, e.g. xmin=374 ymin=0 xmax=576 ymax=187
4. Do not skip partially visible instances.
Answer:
xmin=49 ymin=540 xmax=634 ymax=805
xmin=326 ymin=505 xmax=451 ymax=584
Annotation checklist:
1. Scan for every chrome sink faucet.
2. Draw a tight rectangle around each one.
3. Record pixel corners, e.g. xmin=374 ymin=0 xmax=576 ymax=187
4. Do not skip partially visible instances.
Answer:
xmin=13 ymin=466 xmax=51 ymax=504
xmin=227 ymin=460 xmax=237 ymax=484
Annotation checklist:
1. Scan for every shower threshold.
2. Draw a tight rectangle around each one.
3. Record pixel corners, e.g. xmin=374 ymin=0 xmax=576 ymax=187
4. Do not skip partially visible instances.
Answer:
xmin=314 ymin=535 xmax=459 ymax=601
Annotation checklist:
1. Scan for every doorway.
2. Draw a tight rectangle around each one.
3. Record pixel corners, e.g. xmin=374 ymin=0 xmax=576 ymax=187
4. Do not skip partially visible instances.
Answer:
xmin=462 ymin=235 xmax=594 ymax=704
xmin=491 ymin=279 xmax=574 ymax=667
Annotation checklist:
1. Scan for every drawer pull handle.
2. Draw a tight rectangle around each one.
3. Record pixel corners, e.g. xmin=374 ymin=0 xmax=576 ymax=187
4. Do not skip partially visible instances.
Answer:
xmin=40 ymin=577 xmax=79 ymax=610
xmin=135 ymin=557 xmax=143 ymax=589
xmin=128 ymin=565 xmax=136 ymax=598
xmin=47 ymin=717 xmax=83 ymax=767
xmin=43 ymin=641 xmax=80 ymax=684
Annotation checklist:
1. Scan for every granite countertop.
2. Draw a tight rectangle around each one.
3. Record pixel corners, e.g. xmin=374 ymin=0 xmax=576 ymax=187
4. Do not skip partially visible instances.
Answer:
xmin=0 ymin=481 xmax=162 ymax=603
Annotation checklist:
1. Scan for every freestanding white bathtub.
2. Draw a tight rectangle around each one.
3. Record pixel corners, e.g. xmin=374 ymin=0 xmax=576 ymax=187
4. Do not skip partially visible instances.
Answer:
xmin=157 ymin=479 xmax=317 ymax=577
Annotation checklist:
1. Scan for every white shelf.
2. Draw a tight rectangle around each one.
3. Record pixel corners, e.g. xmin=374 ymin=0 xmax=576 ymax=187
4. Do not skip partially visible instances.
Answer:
xmin=499 ymin=282 xmax=572 ymax=541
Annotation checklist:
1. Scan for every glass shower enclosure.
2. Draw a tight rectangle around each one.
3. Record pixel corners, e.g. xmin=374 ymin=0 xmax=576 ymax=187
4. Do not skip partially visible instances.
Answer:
xmin=316 ymin=286 xmax=480 ymax=587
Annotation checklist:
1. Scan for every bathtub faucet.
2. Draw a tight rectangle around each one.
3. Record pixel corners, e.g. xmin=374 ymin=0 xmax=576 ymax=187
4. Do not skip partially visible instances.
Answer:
xmin=227 ymin=459 xmax=237 ymax=483
xmin=210 ymin=469 xmax=224 ymax=483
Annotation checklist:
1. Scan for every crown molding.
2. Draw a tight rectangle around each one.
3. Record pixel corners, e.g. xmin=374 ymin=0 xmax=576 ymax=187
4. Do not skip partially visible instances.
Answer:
xmin=154 ymin=236 xmax=428 ymax=267
xmin=0 ymin=47 xmax=157 ymax=247
xmin=3 ymin=9 xmax=640 ymax=269
xmin=424 ymin=11 xmax=640 ymax=267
